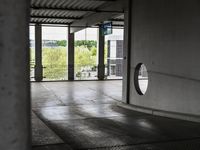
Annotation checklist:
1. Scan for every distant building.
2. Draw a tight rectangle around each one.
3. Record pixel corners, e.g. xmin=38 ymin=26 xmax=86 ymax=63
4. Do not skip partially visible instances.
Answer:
xmin=107 ymin=39 xmax=123 ymax=77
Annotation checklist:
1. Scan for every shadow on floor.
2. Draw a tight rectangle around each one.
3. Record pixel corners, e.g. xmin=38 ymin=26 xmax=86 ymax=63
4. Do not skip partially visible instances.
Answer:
xmin=31 ymin=81 xmax=200 ymax=150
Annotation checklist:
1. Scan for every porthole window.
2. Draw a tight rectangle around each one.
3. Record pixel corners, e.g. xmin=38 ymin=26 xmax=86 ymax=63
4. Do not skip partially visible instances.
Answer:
xmin=134 ymin=63 xmax=148 ymax=95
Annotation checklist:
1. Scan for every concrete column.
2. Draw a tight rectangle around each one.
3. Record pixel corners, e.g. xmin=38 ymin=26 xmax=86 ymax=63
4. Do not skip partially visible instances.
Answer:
xmin=98 ymin=26 xmax=105 ymax=80
xmin=68 ymin=26 xmax=75 ymax=81
xmin=0 ymin=0 xmax=31 ymax=150
xmin=122 ymin=0 xmax=132 ymax=103
xmin=107 ymin=40 xmax=111 ymax=76
xmin=34 ymin=24 xmax=43 ymax=81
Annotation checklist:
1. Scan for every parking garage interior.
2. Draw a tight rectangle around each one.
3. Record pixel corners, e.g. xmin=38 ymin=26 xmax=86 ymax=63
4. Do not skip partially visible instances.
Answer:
xmin=1 ymin=0 xmax=200 ymax=150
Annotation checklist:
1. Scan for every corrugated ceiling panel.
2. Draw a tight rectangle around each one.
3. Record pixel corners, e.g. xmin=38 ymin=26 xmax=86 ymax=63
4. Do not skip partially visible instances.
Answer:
xmin=30 ymin=0 xmax=123 ymax=25
xmin=31 ymin=0 xmax=105 ymax=10
xmin=30 ymin=18 xmax=74 ymax=24
xmin=31 ymin=10 xmax=87 ymax=18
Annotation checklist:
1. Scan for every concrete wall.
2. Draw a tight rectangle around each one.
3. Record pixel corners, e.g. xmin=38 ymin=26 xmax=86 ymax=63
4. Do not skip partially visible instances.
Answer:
xmin=129 ymin=0 xmax=200 ymax=118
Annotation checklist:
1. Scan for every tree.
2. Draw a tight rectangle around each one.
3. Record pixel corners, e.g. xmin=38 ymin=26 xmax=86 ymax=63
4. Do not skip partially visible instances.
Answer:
xmin=30 ymin=40 xmax=99 ymax=80
xmin=56 ymin=40 xmax=67 ymax=47
xmin=75 ymin=46 xmax=96 ymax=75
xmin=42 ymin=47 xmax=67 ymax=79
xmin=91 ymin=46 xmax=97 ymax=56
xmin=75 ymin=40 xmax=97 ymax=50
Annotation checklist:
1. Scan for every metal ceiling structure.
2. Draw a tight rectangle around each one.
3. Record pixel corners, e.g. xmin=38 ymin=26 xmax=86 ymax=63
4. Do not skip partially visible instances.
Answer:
xmin=30 ymin=0 xmax=125 ymax=30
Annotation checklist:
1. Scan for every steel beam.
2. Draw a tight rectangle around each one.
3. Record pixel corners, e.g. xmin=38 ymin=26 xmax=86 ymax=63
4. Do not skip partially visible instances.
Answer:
xmin=110 ymin=19 xmax=124 ymax=22
xmin=31 ymin=6 xmax=123 ymax=13
xmin=70 ymin=0 xmax=127 ymax=33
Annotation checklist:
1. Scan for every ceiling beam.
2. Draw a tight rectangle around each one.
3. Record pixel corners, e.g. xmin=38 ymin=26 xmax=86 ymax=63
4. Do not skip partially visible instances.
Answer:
xmin=110 ymin=19 xmax=124 ymax=22
xmin=31 ymin=6 xmax=124 ymax=13
xmin=87 ymin=0 xmax=116 ymax=1
xmin=30 ymin=16 xmax=124 ymax=22
xmin=30 ymin=21 xmax=124 ymax=27
xmin=86 ymin=0 xmax=116 ymax=1
xmin=96 ymin=23 xmax=124 ymax=27
xmin=70 ymin=0 xmax=127 ymax=33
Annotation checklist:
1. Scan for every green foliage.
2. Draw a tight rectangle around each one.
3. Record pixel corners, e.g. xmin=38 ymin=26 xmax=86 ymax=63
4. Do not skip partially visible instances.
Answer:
xmin=75 ymin=46 xmax=96 ymax=74
xmin=75 ymin=46 xmax=97 ymax=80
xmin=30 ymin=40 xmax=99 ymax=80
xmin=91 ymin=46 xmax=97 ymax=56
xmin=55 ymin=40 xmax=97 ymax=50
xmin=56 ymin=40 xmax=67 ymax=47
xmin=42 ymin=47 xmax=67 ymax=80
xmin=30 ymin=48 xmax=35 ymax=67
xmin=104 ymin=42 xmax=108 ymax=64
xmin=75 ymin=40 xmax=97 ymax=50
xmin=41 ymin=45 xmax=97 ymax=80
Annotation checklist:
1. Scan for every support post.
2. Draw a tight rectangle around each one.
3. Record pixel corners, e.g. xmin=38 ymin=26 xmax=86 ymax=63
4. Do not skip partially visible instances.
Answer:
xmin=123 ymin=0 xmax=132 ymax=103
xmin=0 ymin=0 xmax=31 ymax=149
xmin=34 ymin=24 xmax=43 ymax=81
xmin=98 ymin=26 xmax=105 ymax=80
xmin=68 ymin=26 xmax=75 ymax=81
xmin=107 ymin=40 xmax=111 ymax=76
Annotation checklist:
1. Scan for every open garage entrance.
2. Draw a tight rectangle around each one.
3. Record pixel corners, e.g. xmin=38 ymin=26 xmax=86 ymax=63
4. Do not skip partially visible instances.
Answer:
xmin=2 ymin=0 xmax=200 ymax=150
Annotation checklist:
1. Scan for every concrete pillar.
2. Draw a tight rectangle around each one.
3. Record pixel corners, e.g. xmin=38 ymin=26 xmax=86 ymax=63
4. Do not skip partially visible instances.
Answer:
xmin=122 ymin=0 xmax=132 ymax=103
xmin=98 ymin=26 xmax=105 ymax=80
xmin=107 ymin=40 xmax=111 ymax=76
xmin=34 ymin=24 xmax=43 ymax=81
xmin=0 ymin=0 xmax=31 ymax=150
xmin=68 ymin=26 xmax=75 ymax=81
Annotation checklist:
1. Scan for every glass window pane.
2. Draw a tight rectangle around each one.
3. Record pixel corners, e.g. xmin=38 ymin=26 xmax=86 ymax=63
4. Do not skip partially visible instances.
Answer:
xmin=75 ymin=28 xmax=98 ymax=80
xmin=29 ymin=26 xmax=35 ymax=81
xmin=42 ymin=26 xmax=68 ymax=81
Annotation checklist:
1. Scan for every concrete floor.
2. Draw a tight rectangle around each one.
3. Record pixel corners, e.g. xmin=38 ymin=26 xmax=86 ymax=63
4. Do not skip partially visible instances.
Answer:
xmin=32 ymin=81 xmax=200 ymax=150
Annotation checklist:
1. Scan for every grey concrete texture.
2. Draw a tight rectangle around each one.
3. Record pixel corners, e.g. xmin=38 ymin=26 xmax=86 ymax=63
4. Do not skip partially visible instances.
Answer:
xmin=35 ymin=24 xmax=43 ymax=82
xmin=98 ymin=27 xmax=105 ymax=80
xmin=31 ymin=81 xmax=122 ymax=108
xmin=128 ymin=0 xmax=200 ymax=117
xmin=122 ymin=9 xmax=131 ymax=104
xmin=32 ymin=112 xmax=63 ymax=146
xmin=32 ymin=81 xmax=200 ymax=150
xmin=68 ymin=28 xmax=75 ymax=81
xmin=0 ymin=0 xmax=31 ymax=150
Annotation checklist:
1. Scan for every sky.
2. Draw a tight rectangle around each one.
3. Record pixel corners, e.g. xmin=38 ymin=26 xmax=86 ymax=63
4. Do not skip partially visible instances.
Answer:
xmin=29 ymin=26 xmax=123 ymax=41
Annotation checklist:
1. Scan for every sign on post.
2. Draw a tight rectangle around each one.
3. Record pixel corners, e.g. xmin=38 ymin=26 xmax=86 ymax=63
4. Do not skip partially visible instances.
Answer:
xmin=100 ymin=22 xmax=112 ymax=36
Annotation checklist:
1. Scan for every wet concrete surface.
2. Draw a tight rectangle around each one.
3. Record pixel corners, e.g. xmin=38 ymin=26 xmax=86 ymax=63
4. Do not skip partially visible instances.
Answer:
xmin=32 ymin=81 xmax=200 ymax=150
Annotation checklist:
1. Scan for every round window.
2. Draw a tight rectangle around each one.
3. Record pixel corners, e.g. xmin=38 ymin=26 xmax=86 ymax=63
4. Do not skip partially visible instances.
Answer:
xmin=134 ymin=63 xmax=148 ymax=95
